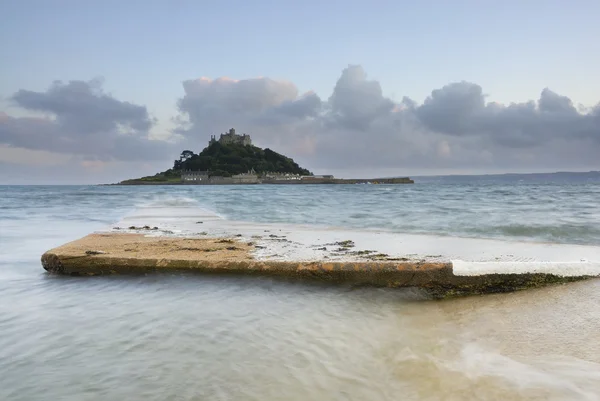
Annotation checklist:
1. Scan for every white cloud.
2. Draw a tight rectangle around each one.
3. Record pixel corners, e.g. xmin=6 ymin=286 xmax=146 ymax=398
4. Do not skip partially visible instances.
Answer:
xmin=1 ymin=66 xmax=599 ymax=183
xmin=175 ymin=65 xmax=600 ymax=172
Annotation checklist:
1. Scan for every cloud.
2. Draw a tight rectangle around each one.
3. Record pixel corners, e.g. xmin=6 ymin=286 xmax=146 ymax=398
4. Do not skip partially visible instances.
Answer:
xmin=267 ymin=92 xmax=322 ymax=120
xmin=326 ymin=65 xmax=395 ymax=130
xmin=2 ymin=66 xmax=599 ymax=183
xmin=11 ymin=78 xmax=154 ymax=134
xmin=0 ymin=144 xmax=67 ymax=166
xmin=0 ymin=79 xmax=174 ymax=162
xmin=175 ymin=65 xmax=600 ymax=173
xmin=176 ymin=76 xmax=302 ymax=131
xmin=416 ymin=82 xmax=600 ymax=148
xmin=416 ymin=81 xmax=486 ymax=135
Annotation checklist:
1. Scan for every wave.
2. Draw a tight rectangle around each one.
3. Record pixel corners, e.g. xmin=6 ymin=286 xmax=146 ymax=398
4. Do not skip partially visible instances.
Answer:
xmin=137 ymin=195 xmax=201 ymax=208
xmin=467 ymin=224 xmax=600 ymax=241
xmin=115 ymin=195 xmax=228 ymax=225
xmin=438 ymin=343 xmax=600 ymax=400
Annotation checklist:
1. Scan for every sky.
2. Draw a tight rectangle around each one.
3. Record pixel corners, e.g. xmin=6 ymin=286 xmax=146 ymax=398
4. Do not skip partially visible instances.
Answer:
xmin=1 ymin=0 xmax=599 ymax=184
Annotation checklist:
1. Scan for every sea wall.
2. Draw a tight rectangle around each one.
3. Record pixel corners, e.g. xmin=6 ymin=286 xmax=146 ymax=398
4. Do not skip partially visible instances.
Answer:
xmin=261 ymin=177 xmax=414 ymax=185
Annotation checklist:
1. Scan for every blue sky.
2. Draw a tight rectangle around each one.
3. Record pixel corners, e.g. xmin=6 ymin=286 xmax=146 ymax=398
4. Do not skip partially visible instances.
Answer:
xmin=3 ymin=0 xmax=599 ymax=117
xmin=1 ymin=0 xmax=599 ymax=183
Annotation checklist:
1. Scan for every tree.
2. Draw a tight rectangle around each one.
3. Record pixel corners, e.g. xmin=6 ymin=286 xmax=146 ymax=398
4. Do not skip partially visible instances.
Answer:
xmin=179 ymin=150 xmax=195 ymax=162
xmin=162 ymin=142 xmax=312 ymax=179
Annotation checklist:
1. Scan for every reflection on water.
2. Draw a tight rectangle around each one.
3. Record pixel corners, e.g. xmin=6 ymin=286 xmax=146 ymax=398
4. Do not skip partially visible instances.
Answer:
xmin=1 ymin=273 xmax=599 ymax=401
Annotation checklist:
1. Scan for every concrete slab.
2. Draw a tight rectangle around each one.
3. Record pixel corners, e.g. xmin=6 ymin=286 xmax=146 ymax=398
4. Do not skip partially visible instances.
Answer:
xmin=41 ymin=233 xmax=599 ymax=298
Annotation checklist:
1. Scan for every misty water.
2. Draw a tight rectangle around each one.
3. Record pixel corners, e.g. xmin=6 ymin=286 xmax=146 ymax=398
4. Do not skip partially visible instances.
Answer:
xmin=1 ymin=177 xmax=600 ymax=400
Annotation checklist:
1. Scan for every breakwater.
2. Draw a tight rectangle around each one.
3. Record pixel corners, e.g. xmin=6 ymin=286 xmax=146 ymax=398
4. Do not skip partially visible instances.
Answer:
xmin=37 ymin=192 xmax=600 ymax=297
xmin=42 ymin=233 xmax=595 ymax=298
xmin=261 ymin=177 xmax=414 ymax=185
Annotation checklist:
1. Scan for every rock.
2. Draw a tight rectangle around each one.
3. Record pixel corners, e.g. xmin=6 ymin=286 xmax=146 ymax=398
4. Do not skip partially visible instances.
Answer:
xmin=85 ymin=250 xmax=106 ymax=255
xmin=352 ymin=250 xmax=375 ymax=255
xmin=335 ymin=240 xmax=355 ymax=248
xmin=40 ymin=233 xmax=594 ymax=298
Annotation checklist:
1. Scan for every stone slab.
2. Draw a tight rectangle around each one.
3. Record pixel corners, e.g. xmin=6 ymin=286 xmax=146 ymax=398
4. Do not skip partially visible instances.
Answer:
xmin=41 ymin=233 xmax=596 ymax=298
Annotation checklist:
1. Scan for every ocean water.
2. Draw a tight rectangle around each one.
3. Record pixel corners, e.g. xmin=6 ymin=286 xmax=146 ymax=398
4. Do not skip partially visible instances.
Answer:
xmin=1 ymin=176 xmax=600 ymax=400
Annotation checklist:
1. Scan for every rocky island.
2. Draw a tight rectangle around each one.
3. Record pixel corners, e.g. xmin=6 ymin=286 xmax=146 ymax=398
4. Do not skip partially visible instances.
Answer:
xmin=119 ymin=128 xmax=414 ymax=185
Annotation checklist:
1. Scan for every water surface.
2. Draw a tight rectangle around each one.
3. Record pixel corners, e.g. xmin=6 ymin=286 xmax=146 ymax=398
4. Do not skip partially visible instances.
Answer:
xmin=1 ymin=179 xmax=599 ymax=400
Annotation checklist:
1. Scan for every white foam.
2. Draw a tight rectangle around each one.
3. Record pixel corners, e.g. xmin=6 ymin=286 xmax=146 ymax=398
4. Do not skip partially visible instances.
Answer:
xmin=98 ymin=200 xmax=600 ymax=277
xmin=452 ymin=261 xmax=600 ymax=277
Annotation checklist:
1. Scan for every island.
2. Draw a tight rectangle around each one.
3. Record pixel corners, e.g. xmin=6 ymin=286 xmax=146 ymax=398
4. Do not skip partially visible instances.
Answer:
xmin=118 ymin=128 xmax=414 ymax=185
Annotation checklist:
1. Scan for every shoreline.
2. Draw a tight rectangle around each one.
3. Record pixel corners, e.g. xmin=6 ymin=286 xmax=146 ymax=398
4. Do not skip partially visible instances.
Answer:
xmin=114 ymin=177 xmax=415 ymax=185
xmin=41 ymin=202 xmax=600 ymax=298
xmin=41 ymin=233 xmax=593 ymax=298
xmin=40 ymin=200 xmax=600 ymax=297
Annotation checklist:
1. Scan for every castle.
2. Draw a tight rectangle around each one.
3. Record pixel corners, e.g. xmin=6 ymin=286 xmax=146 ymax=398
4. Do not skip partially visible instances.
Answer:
xmin=209 ymin=128 xmax=252 ymax=146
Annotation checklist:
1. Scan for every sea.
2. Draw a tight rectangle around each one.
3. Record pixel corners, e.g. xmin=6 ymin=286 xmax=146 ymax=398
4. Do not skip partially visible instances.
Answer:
xmin=1 ymin=173 xmax=600 ymax=400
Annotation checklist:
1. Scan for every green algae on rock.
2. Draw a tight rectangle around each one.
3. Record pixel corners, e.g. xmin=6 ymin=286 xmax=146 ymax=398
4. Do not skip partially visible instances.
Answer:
xmin=40 ymin=233 xmax=597 ymax=298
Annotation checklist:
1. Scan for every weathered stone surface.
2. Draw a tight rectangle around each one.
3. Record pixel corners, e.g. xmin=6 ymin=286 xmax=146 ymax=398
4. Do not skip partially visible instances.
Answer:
xmin=41 ymin=233 xmax=594 ymax=298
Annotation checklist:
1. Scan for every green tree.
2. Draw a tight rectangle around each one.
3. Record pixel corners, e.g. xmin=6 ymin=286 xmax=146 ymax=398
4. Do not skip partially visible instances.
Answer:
xmin=127 ymin=141 xmax=312 ymax=182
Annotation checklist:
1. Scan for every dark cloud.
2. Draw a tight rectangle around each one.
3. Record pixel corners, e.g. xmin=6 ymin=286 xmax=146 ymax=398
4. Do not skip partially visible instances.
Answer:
xmin=11 ymin=79 xmax=154 ymax=134
xmin=1 ymin=79 xmax=173 ymax=161
xmin=175 ymin=76 xmax=315 ymax=135
xmin=2 ymin=66 xmax=599 ymax=182
xmin=538 ymin=88 xmax=577 ymax=114
xmin=416 ymin=82 xmax=600 ymax=147
xmin=416 ymin=81 xmax=486 ymax=135
xmin=270 ymin=92 xmax=322 ymax=119
xmin=326 ymin=65 xmax=395 ymax=130
xmin=175 ymin=65 xmax=600 ymax=172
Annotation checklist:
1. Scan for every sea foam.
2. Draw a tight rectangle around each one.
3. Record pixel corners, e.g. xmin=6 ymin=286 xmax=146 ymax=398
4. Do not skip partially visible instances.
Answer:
xmin=105 ymin=199 xmax=600 ymax=277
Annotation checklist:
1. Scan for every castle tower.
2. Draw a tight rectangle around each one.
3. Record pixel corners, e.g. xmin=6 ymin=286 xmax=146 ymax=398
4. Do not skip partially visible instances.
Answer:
xmin=241 ymin=134 xmax=252 ymax=146
xmin=209 ymin=128 xmax=252 ymax=146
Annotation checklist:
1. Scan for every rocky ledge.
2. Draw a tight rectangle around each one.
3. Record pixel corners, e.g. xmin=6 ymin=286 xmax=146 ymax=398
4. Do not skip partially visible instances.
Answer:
xmin=41 ymin=233 xmax=595 ymax=298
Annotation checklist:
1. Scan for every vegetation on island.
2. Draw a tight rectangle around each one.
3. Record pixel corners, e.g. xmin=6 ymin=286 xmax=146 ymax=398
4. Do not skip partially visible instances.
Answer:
xmin=120 ymin=142 xmax=312 ymax=184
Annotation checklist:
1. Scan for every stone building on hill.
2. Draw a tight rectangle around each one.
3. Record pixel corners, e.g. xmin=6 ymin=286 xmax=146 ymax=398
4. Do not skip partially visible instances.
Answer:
xmin=181 ymin=169 xmax=259 ymax=184
xmin=181 ymin=170 xmax=209 ymax=182
xmin=209 ymin=128 xmax=252 ymax=146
